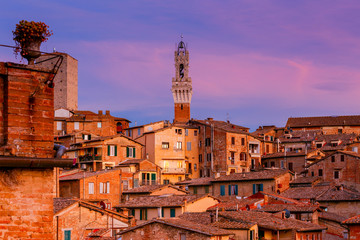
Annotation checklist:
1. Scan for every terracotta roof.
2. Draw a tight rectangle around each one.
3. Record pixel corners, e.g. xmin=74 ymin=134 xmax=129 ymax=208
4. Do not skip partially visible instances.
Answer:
xmin=319 ymin=212 xmax=347 ymax=223
xmin=53 ymin=198 xmax=77 ymax=213
xmin=212 ymin=169 xmax=290 ymax=182
xmin=59 ymin=169 xmax=120 ymax=181
xmin=316 ymin=186 xmax=360 ymax=202
xmin=256 ymin=203 xmax=319 ymax=213
xmin=286 ymin=115 xmax=360 ymax=128
xmin=279 ymin=130 xmax=321 ymax=143
xmin=207 ymin=197 xmax=262 ymax=211
xmin=191 ymin=119 xmax=249 ymax=133
xmin=218 ymin=211 xmax=326 ymax=232
xmin=262 ymin=151 xmax=306 ymax=159
xmin=281 ymin=185 xmax=330 ymax=200
xmin=251 ymin=126 xmax=277 ymax=136
xmin=73 ymin=134 xmax=143 ymax=146
xmin=119 ymin=218 xmax=233 ymax=236
xmin=176 ymin=177 xmax=214 ymax=186
xmin=122 ymin=184 xmax=187 ymax=194
xmin=114 ymin=194 xmax=215 ymax=208
xmin=343 ymin=214 xmax=360 ymax=224
xmin=290 ymin=176 xmax=321 ymax=185
xmin=307 ymin=150 xmax=360 ymax=168
xmin=118 ymin=159 xmax=148 ymax=166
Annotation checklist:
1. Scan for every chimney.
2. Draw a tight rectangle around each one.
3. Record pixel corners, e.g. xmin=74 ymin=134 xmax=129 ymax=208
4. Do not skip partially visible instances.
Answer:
xmin=98 ymin=110 xmax=103 ymax=116
xmin=105 ymin=110 xmax=110 ymax=116
xmin=207 ymin=117 xmax=213 ymax=121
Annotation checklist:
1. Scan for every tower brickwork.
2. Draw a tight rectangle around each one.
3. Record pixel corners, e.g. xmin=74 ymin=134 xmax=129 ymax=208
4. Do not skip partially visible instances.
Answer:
xmin=171 ymin=40 xmax=192 ymax=123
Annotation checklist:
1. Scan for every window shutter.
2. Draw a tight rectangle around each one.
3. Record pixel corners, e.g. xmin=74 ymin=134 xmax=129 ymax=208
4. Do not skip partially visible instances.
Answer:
xmin=131 ymin=209 xmax=135 ymax=217
xmin=133 ymin=148 xmax=136 ymax=158
xmin=88 ymin=135 xmax=91 ymax=140
xmin=170 ymin=208 xmax=175 ymax=217
xmin=140 ymin=209 xmax=143 ymax=220
xmin=260 ymin=184 xmax=263 ymax=192
xmin=107 ymin=145 xmax=110 ymax=156
xmin=126 ymin=147 xmax=129 ymax=157
xmin=114 ymin=145 xmax=117 ymax=156
xmin=161 ymin=208 xmax=164 ymax=217
xmin=151 ymin=173 xmax=156 ymax=181
xmin=145 ymin=209 xmax=148 ymax=220
xmin=253 ymin=184 xmax=256 ymax=194
xmin=220 ymin=185 xmax=225 ymax=196
xmin=235 ymin=185 xmax=238 ymax=195
xmin=228 ymin=185 xmax=231 ymax=196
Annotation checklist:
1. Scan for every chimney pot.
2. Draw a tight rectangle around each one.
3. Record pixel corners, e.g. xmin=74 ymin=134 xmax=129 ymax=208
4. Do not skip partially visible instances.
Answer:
xmin=105 ymin=110 xmax=110 ymax=115
xmin=98 ymin=110 xmax=103 ymax=116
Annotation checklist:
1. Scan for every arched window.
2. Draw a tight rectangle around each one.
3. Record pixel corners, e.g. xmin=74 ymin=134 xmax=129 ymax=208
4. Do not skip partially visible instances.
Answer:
xmin=117 ymin=122 xmax=123 ymax=133
xmin=179 ymin=64 xmax=184 ymax=79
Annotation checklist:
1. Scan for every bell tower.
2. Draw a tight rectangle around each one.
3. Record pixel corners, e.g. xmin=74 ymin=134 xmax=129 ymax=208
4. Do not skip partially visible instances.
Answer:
xmin=171 ymin=37 xmax=192 ymax=123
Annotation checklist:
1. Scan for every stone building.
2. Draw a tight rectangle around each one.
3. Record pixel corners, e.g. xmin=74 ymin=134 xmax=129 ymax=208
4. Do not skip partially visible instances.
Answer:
xmin=0 ymin=61 xmax=72 ymax=239
xmin=37 ymin=52 xmax=78 ymax=111
xmin=171 ymin=38 xmax=192 ymax=123
xmin=343 ymin=214 xmax=360 ymax=240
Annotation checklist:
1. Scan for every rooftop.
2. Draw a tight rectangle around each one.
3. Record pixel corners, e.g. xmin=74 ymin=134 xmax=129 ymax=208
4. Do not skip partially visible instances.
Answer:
xmin=286 ymin=115 xmax=360 ymax=128
xmin=212 ymin=169 xmax=290 ymax=182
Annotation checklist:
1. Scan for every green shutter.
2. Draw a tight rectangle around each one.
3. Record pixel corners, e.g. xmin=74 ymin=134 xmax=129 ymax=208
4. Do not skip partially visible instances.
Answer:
xmin=142 ymin=173 xmax=146 ymax=181
xmin=253 ymin=184 xmax=256 ymax=194
xmin=170 ymin=208 xmax=176 ymax=217
xmin=235 ymin=185 xmax=238 ymax=195
xmin=133 ymin=148 xmax=136 ymax=158
xmin=193 ymin=186 xmax=197 ymax=194
xmin=220 ymin=185 xmax=225 ymax=196
xmin=114 ymin=145 xmax=117 ymax=156
xmin=161 ymin=208 xmax=164 ymax=217
xmin=140 ymin=209 xmax=143 ymax=220
xmin=151 ymin=173 xmax=156 ymax=181
xmin=126 ymin=147 xmax=129 ymax=157
xmin=145 ymin=209 xmax=148 ymax=220
xmin=107 ymin=145 xmax=110 ymax=156
xmin=228 ymin=185 xmax=231 ymax=196
xmin=64 ymin=230 xmax=71 ymax=240
xmin=147 ymin=173 xmax=150 ymax=180
xmin=260 ymin=184 xmax=263 ymax=192
xmin=131 ymin=209 xmax=135 ymax=217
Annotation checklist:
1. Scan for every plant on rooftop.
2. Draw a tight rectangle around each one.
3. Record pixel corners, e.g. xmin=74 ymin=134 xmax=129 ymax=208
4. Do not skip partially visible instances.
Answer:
xmin=12 ymin=20 xmax=53 ymax=64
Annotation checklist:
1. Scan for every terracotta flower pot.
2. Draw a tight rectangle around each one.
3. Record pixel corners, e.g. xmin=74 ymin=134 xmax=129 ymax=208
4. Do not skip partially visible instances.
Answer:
xmin=20 ymin=40 xmax=42 ymax=65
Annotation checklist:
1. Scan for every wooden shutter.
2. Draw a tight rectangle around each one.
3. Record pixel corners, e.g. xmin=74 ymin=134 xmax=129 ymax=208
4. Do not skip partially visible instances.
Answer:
xmin=133 ymin=148 xmax=136 ymax=158
xmin=114 ymin=145 xmax=117 ymax=156
xmin=220 ymin=185 xmax=225 ymax=196
xmin=140 ymin=209 xmax=143 ymax=220
xmin=259 ymin=184 xmax=263 ymax=192
xmin=253 ymin=184 xmax=256 ymax=194
xmin=228 ymin=185 xmax=231 ymax=196
xmin=235 ymin=185 xmax=238 ymax=195
xmin=126 ymin=147 xmax=129 ymax=157
xmin=107 ymin=145 xmax=110 ymax=156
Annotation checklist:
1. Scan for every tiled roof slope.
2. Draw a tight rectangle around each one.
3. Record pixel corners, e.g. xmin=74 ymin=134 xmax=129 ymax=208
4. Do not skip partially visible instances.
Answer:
xmin=212 ymin=169 xmax=289 ymax=182
xmin=281 ymin=185 xmax=331 ymax=200
xmin=286 ymin=115 xmax=360 ymax=128
xmin=176 ymin=177 xmax=214 ymax=186
xmin=119 ymin=218 xmax=233 ymax=236
xmin=319 ymin=212 xmax=347 ymax=223
xmin=60 ymin=169 xmax=119 ymax=181
xmin=316 ymin=186 xmax=360 ymax=201
xmin=343 ymin=214 xmax=360 ymax=224
xmin=53 ymin=198 xmax=77 ymax=213
xmin=115 ymin=194 xmax=213 ymax=208
xmin=192 ymin=119 xmax=249 ymax=133
xmin=122 ymin=184 xmax=187 ymax=194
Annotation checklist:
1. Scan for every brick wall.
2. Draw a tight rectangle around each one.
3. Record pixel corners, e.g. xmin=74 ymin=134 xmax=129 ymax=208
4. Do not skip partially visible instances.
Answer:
xmin=174 ymin=103 xmax=190 ymax=123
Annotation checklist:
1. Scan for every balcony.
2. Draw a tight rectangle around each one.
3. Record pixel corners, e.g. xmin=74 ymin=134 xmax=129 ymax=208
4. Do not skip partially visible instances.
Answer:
xmin=162 ymin=168 xmax=186 ymax=174
xmin=79 ymin=155 xmax=102 ymax=162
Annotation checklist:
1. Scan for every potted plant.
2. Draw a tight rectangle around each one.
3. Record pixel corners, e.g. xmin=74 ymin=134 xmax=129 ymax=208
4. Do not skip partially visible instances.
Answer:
xmin=12 ymin=20 xmax=53 ymax=65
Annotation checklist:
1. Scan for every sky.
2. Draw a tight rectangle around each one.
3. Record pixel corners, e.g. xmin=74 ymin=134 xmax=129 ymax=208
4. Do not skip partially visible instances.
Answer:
xmin=1 ymin=1 xmax=360 ymax=131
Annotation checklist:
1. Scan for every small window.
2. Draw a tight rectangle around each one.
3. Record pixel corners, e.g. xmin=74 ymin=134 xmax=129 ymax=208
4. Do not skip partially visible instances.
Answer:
xmin=205 ymin=185 xmax=209 ymax=193
xmin=194 ymin=130 xmax=198 ymax=136
xmin=205 ymin=138 xmax=211 ymax=146
xmin=331 ymin=156 xmax=335 ymax=162
xmin=319 ymin=169 xmax=323 ymax=176
xmin=185 ymin=129 xmax=188 ymax=136
xmin=207 ymin=153 xmax=211 ymax=161
xmin=176 ymin=141 xmax=182 ymax=149
xmin=175 ymin=129 xmax=182 ymax=135
xmin=231 ymin=137 xmax=235 ymax=145
xmin=341 ymin=155 xmax=344 ymax=162
xmin=97 ymin=122 xmax=102 ymax=128
xmin=74 ymin=122 xmax=79 ymax=130
xmin=180 ymin=233 xmax=186 ymax=240
xmin=288 ymin=162 xmax=293 ymax=171
xmin=187 ymin=142 xmax=191 ymax=151
xmin=170 ymin=208 xmax=176 ymax=217
xmin=193 ymin=186 xmax=197 ymax=194
xmin=89 ymin=182 xmax=94 ymax=194
xmin=64 ymin=230 xmax=71 ymax=240
xmin=56 ymin=121 xmax=62 ymax=130
xmin=316 ymin=143 xmax=323 ymax=148
xmin=108 ymin=145 xmax=117 ymax=156
xmin=334 ymin=170 xmax=340 ymax=179
xmin=137 ymin=128 xmax=141 ymax=136
xmin=311 ymin=171 xmax=314 ymax=177
xmin=338 ymin=128 xmax=343 ymax=134
xmin=126 ymin=147 xmax=135 ymax=158
xmin=163 ymin=179 xmax=170 ymax=184
xmin=162 ymin=142 xmax=169 ymax=149
xmin=140 ymin=209 xmax=147 ymax=220
xmin=194 ymin=164 xmax=197 ymax=171
xmin=241 ymin=138 xmax=245 ymax=146
xmin=199 ymin=154 xmax=203 ymax=162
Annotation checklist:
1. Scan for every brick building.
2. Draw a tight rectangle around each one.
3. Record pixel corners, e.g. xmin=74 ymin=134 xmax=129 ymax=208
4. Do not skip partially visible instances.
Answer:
xmin=343 ymin=214 xmax=360 ymax=240
xmin=0 ymin=61 xmax=72 ymax=239
xmin=125 ymin=120 xmax=170 ymax=139
xmin=122 ymin=184 xmax=187 ymax=201
xmin=37 ymin=52 xmax=78 ymax=111
xmin=54 ymin=198 xmax=132 ymax=239
xmin=190 ymin=118 xmax=262 ymax=177
xmin=261 ymin=151 xmax=307 ymax=174
xmin=306 ymin=150 xmax=360 ymax=190
xmin=54 ymin=109 xmax=130 ymax=140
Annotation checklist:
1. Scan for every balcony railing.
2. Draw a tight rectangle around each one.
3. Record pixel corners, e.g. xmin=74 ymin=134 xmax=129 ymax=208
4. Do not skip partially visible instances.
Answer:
xmin=162 ymin=168 xmax=186 ymax=174
xmin=79 ymin=155 xmax=102 ymax=162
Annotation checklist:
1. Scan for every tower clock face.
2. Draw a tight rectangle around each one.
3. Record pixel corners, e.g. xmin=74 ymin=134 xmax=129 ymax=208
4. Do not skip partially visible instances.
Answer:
xmin=179 ymin=64 xmax=184 ymax=79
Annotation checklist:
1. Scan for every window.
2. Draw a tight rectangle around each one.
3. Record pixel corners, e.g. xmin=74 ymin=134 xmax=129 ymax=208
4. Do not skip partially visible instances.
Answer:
xmin=137 ymin=128 xmax=141 ymax=136
xmin=64 ymin=230 xmax=71 ymax=240
xmin=194 ymin=130 xmax=198 ymax=136
xmin=99 ymin=182 xmax=110 ymax=194
xmin=334 ymin=170 xmax=339 ymax=179
xmin=89 ymin=182 xmax=94 ymax=194
xmin=140 ymin=209 xmax=147 ymax=220
xmin=228 ymin=185 xmax=238 ymax=195
xmin=82 ymin=134 xmax=91 ymax=140
xmin=56 ymin=121 xmax=62 ymax=130
xmin=170 ymin=208 xmax=176 ymax=217
xmin=175 ymin=129 xmax=182 ymax=135
xmin=353 ymin=147 xmax=358 ymax=153
xmin=193 ymin=186 xmax=197 ymax=194
xmin=108 ymin=145 xmax=117 ymax=156
xmin=176 ymin=141 xmax=182 ymax=150
xmin=230 ymin=152 xmax=235 ymax=164
xmin=126 ymin=147 xmax=136 ymax=158
xmin=331 ymin=156 xmax=335 ymax=162
xmin=288 ymin=162 xmax=293 ymax=171
xmin=338 ymin=128 xmax=343 ymax=134
xmin=207 ymin=153 xmax=211 ymax=161
xmin=123 ymin=180 xmax=128 ymax=191
xmin=266 ymin=144 xmax=270 ymax=153
xmin=205 ymin=185 xmax=209 ymax=193
xmin=311 ymin=171 xmax=314 ymax=177
xmin=271 ymin=161 xmax=275 ymax=167
xmin=163 ymin=179 xmax=170 ymax=184
xmin=194 ymin=164 xmax=197 ymax=171
xmin=185 ymin=129 xmax=188 ymax=136
xmin=178 ymin=176 xmax=182 ymax=182
xmin=253 ymin=183 xmax=263 ymax=194
xmin=162 ymin=142 xmax=169 ymax=149
xmin=180 ymin=233 xmax=186 ymax=240
xmin=199 ymin=154 xmax=202 ymax=162
xmin=74 ymin=122 xmax=79 ymax=130
xmin=220 ymin=185 xmax=225 ymax=196
xmin=241 ymin=138 xmax=245 ymax=146
xmin=341 ymin=155 xmax=344 ymax=162
xmin=205 ymin=138 xmax=211 ymax=146
xmin=131 ymin=209 xmax=135 ymax=217
xmin=186 ymin=142 xmax=191 ymax=151
xmin=199 ymin=141 xmax=202 ymax=148
xmin=240 ymin=152 xmax=246 ymax=161
xmin=319 ymin=169 xmax=323 ymax=176
xmin=231 ymin=137 xmax=235 ymax=145
xmin=316 ymin=143 xmax=323 ymax=148
xmin=250 ymin=230 xmax=254 ymax=240
xmin=280 ymin=161 xmax=284 ymax=169
xmin=97 ymin=122 xmax=102 ymax=128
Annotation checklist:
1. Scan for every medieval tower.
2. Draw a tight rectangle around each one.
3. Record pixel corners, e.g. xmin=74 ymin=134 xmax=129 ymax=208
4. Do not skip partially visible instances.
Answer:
xmin=171 ymin=38 xmax=192 ymax=123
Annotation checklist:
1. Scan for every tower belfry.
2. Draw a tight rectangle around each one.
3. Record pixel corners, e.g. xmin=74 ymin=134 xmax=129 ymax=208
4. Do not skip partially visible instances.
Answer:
xmin=171 ymin=37 xmax=192 ymax=123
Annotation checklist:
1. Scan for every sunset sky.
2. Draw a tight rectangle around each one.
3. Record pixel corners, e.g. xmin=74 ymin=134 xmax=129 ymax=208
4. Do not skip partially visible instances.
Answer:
xmin=1 ymin=1 xmax=360 ymax=130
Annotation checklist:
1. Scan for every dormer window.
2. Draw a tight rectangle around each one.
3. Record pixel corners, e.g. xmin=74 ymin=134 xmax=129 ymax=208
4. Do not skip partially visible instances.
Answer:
xmin=315 ymin=142 xmax=324 ymax=148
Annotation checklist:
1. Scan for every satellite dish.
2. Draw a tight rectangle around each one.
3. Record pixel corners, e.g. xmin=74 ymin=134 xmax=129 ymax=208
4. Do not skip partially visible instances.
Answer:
xmin=284 ymin=209 xmax=290 ymax=218
xmin=257 ymin=203 xmax=262 ymax=209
